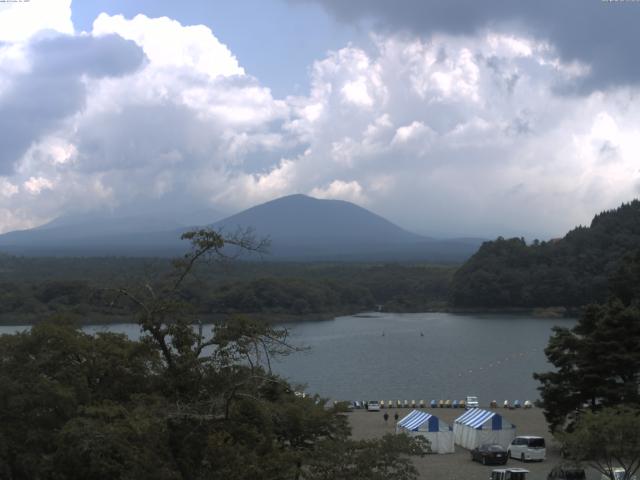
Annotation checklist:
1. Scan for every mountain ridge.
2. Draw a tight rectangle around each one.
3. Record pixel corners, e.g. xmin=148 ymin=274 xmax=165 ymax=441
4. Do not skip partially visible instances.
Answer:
xmin=0 ymin=194 xmax=482 ymax=262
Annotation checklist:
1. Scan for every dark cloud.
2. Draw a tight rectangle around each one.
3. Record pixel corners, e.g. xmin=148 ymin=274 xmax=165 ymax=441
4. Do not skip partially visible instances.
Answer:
xmin=297 ymin=0 xmax=640 ymax=93
xmin=0 ymin=34 xmax=144 ymax=174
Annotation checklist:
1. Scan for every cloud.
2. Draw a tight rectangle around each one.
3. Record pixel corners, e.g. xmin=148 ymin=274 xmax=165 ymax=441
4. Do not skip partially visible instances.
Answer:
xmin=24 ymin=176 xmax=53 ymax=195
xmin=0 ymin=3 xmax=639 ymax=240
xmin=296 ymin=0 xmax=640 ymax=93
xmin=251 ymin=33 xmax=640 ymax=237
xmin=92 ymin=13 xmax=244 ymax=79
xmin=0 ymin=33 xmax=144 ymax=174
xmin=310 ymin=180 xmax=366 ymax=204
xmin=0 ymin=0 xmax=73 ymax=42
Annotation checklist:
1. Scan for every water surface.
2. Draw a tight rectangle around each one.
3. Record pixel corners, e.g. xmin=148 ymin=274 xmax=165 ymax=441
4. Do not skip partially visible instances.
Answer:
xmin=0 ymin=312 xmax=574 ymax=403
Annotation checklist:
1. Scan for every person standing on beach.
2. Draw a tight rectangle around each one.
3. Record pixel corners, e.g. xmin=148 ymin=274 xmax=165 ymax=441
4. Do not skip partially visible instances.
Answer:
xmin=383 ymin=412 xmax=389 ymax=423
xmin=394 ymin=412 xmax=399 ymax=422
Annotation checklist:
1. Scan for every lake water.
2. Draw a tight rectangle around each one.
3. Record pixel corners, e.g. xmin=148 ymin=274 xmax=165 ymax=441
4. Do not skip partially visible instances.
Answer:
xmin=0 ymin=312 xmax=574 ymax=403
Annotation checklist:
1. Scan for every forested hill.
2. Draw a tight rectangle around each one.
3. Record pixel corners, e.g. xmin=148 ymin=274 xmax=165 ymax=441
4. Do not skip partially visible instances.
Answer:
xmin=450 ymin=200 xmax=640 ymax=308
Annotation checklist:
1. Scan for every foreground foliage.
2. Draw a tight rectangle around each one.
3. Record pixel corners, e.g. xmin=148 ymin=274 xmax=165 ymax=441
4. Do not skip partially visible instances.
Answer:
xmin=0 ymin=229 xmax=428 ymax=479
xmin=535 ymin=251 xmax=640 ymax=432
xmin=560 ymin=407 xmax=640 ymax=480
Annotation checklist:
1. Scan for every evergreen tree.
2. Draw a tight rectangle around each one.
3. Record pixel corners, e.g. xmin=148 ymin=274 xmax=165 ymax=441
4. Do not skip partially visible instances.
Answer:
xmin=534 ymin=251 xmax=640 ymax=432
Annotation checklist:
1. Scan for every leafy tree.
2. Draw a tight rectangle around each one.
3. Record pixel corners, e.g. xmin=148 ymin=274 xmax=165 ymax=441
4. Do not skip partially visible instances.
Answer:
xmin=559 ymin=407 xmax=640 ymax=480
xmin=0 ymin=229 xmax=427 ymax=479
xmin=304 ymin=434 xmax=429 ymax=480
xmin=534 ymin=253 xmax=640 ymax=432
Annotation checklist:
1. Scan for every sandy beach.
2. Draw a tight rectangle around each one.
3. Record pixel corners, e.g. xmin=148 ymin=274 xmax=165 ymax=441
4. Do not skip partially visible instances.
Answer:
xmin=347 ymin=407 xmax=600 ymax=480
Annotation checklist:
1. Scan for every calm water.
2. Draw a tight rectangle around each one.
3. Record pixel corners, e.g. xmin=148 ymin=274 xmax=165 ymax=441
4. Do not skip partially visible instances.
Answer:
xmin=0 ymin=312 xmax=574 ymax=403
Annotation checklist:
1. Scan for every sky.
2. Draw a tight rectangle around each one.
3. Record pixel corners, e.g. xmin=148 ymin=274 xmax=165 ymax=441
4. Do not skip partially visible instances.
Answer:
xmin=0 ymin=0 xmax=639 ymax=239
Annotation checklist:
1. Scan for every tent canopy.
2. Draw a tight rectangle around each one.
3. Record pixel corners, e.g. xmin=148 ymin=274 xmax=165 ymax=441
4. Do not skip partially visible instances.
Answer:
xmin=396 ymin=410 xmax=454 ymax=454
xmin=398 ymin=410 xmax=442 ymax=432
xmin=455 ymin=408 xmax=505 ymax=430
xmin=453 ymin=408 xmax=516 ymax=450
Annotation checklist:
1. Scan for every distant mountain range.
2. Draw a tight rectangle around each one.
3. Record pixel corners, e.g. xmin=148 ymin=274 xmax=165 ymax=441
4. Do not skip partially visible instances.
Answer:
xmin=0 ymin=194 xmax=483 ymax=262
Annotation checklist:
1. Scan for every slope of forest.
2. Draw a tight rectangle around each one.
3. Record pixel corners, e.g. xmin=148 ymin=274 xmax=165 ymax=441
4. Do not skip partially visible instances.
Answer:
xmin=0 ymin=256 xmax=454 ymax=324
xmin=450 ymin=200 xmax=640 ymax=308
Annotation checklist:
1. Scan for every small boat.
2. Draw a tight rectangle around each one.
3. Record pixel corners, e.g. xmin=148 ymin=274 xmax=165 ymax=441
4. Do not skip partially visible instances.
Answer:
xmin=514 ymin=400 xmax=521 ymax=408
xmin=410 ymin=400 xmax=416 ymax=408
xmin=490 ymin=400 xmax=498 ymax=408
xmin=388 ymin=400 xmax=394 ymax=409
xmin=523 ymin=400 xmax=532 ymax=409
xmin=419 ymin=400 xmax=425 ymax=408
xmin=380 ymin=400 xmax=385 ymax=409
xmin=430 ymin=399 xmax=438 ymax=408
xmin=459 ymin=399 xmax=466 ymax=409
xmin=396 ymin=400 xmax=402 ymax=408
xmin=452 ymin=400 xmax=459 ymax=408
xmin=503 ymin=400 xmax=510 ymax=408
xmin=403 ymin=400 xmax=409 ymax=408
xmin=438 ymin=399 xmax=445 ymax=408
xmin=445 ymin=399 xmax=452 ymax=408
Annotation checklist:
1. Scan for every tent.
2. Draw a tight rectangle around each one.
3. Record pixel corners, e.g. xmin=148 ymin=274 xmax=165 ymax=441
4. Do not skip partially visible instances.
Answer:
xmin=396 ymin=410 xmax=454 ymax=454
xmin=453 ymin=408 xmax=516 ymax=450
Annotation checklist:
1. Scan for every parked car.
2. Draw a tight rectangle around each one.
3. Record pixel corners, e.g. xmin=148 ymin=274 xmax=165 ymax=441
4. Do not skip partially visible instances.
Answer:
xmin=367 ymin=400 xmax=380 ymax=412
xmin=470 ymin=444 xmax=508 ymax=465
xmin=547 ymin=465 xmax=586 ymax=480
xmin=508 ymin=436 xmax=546 ymax=462
xmin=491 ymin=468 xmax=529 ymax=480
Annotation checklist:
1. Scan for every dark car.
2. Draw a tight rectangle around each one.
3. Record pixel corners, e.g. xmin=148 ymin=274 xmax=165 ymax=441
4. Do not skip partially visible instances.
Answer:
xmin=471 ymin=444 xmax=508 ymax=465
xmin=547 ymin=465 xmax=586 ymax=480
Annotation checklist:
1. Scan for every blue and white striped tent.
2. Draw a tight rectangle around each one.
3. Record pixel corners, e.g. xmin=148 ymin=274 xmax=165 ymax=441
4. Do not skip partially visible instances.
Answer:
xmin=453 ymin=408 xmax=516 ymax=450
xmin=396 ymin=410 xmax=454 ymax=454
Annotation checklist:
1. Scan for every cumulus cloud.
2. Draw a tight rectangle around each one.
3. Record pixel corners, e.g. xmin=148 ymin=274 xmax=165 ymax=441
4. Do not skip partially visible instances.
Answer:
xmin=0 ymin=34 xmax=144 ymax=173
xmin=310 ymin=180 xmax=367 ymax=204
xmin=296 ymin=0 xmax=640 ymax=93
xmin=0 ymin=2 xmax=639 ymax=240
xmin=0 ymin=0 xmax=73 ymax=43
xmin=256 ymin=33 xmax=640 ymax=237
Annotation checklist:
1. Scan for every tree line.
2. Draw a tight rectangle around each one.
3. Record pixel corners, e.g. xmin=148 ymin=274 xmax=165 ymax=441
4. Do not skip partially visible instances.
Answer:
xmin=451 ymin=200 xmax=640 ymax=308
xmin=0 ymin=257 xmax=454 ymax=325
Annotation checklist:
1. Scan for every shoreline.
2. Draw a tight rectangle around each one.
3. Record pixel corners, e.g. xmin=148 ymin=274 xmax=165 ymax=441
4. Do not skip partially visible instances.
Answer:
xmin=0 ymin=306 xmax=580 ymax=327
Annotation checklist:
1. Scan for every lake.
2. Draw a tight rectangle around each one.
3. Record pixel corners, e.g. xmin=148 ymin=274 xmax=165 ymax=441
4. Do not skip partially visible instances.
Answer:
xmin=0 ymin=312 xmax=574 ymax=403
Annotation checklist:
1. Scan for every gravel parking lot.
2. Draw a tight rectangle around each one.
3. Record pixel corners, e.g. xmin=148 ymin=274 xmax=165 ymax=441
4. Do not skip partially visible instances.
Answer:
xmin=347 ymin=407 xmax=600 ymax=480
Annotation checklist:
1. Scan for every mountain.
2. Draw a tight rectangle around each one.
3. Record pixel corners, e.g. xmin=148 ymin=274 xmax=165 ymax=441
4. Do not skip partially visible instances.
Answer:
xmin=450 ymin=199 xmax=640 ymax=308
xmin=0 ymin=194 xmax=482 ymax=261
xmin=0 ymin=207 xmax=222 ymax=256
xmin=210 ymin=194 xmax=483 ymax=261
xmin=214 ymin=194 xmax=423 ymax=243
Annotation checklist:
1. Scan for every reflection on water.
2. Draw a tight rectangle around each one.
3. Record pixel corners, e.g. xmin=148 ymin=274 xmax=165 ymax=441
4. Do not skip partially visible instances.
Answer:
xmin=0 ymin=312 xmax=574 ymax=402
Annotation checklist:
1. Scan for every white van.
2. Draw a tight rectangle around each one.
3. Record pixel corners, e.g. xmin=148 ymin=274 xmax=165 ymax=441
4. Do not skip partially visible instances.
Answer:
xmin=508 ymin=436 xmax=546 ymax=461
